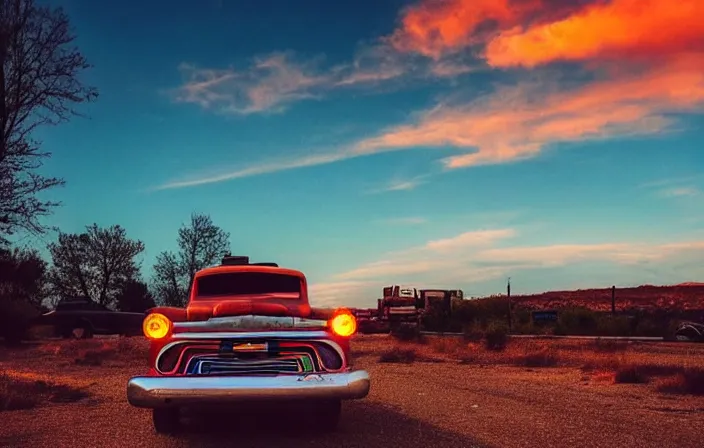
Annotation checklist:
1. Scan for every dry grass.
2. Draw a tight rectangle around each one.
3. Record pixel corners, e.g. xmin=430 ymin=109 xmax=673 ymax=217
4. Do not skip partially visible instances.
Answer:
xmin=353 ymin=334 xmax=704 ymax=395
xmin=656 ymin=368 xmax=704 ymax=395
xmin=378 ymin=348 xmax=417 ymax=364
xmin=0 ymin=372 xmax=90 ymax=411
xmin=515 ymin=348 xmax=559 ymax=367
xmin=33 ymin=337 xmax=148 ymax=367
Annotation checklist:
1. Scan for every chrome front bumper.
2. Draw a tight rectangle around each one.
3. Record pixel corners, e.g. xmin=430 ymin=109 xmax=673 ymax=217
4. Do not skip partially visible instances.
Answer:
xmin=126 ymin=370 xmax=370 ymax=408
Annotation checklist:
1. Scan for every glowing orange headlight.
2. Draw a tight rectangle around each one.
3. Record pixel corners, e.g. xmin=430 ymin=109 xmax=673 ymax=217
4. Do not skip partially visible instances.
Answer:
xmin=329 ymin=310 xmax=357 ymax=337
xmin=143 ymin=313 xmax=172 ymax=340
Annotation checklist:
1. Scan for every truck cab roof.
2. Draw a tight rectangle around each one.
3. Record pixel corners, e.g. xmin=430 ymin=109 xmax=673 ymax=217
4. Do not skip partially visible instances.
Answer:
xmin=186 ymin=256 xmax=311 ymax=320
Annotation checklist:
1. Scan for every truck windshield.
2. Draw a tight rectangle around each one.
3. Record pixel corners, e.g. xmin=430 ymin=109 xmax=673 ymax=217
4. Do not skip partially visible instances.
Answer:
xmin=195 ymin=272 xmax=301 ymax=298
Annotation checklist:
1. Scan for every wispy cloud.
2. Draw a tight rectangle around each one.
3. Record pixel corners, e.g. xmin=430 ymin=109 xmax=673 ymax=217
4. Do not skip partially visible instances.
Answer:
xmin=170 ymin=45 xmax=477 ymax=116
xmin=153 ymin=150 xmax=354 ymax=190
xmin=358 ymin=53 xmax=704 ymax=168
xmin=171 ymin=54 xmax=332 ymax=115
xmin=639 ymin=175 xmax=702 ymax=199
xmin=307 ymin=280 xmax=379 ymax=307
xmin=329 ymin=227 xmax=704 ymax=286
xmin=359 ymin=0 xmax=704 ymax=168
xmin=660 ymin=187 xmax=701 ymax=198
xmin=306 ymin=223 xmax=704 ymax=305
xmin=367 ymin=175 xmax=429 ymax=194
xmin=159 ymin=0 xmax=704 ymax=190
xmin=155 ymin=52 xmax=702 ymax=188
xmin=638 ymin=176 xmax=700 ymax=189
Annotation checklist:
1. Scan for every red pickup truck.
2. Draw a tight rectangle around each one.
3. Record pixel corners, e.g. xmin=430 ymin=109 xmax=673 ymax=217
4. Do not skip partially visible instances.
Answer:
xmin=126 ymin=256 xmax=370 ymax=434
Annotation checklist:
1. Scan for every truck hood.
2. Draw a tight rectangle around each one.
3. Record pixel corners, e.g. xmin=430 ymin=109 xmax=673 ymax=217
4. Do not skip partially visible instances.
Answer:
xmin=186 ymin=294 xmax=312 ymax=321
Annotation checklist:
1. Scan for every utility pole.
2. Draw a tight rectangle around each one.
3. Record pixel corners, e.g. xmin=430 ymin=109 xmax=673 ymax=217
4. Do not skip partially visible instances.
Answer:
xmin=507 ymin=277 xmax=512 ymax=331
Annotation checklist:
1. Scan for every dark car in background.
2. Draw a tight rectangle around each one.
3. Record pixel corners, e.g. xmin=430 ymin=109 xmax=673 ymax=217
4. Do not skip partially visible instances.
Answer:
xmin=39 ymin=297 xmax=145 ymax=339
xmin=674 ymin=321 xmax=704 ymax=342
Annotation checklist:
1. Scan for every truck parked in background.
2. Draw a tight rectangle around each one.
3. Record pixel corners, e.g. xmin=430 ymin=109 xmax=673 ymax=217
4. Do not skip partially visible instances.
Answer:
xmin=38 ymin=296 xmax=145 ymax=338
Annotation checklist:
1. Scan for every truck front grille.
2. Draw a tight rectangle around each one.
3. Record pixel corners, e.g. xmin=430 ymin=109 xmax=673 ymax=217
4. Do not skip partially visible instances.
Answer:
xmin=156 ymin=339 xmax=344 ymax=375
xmin=186 ymin=356 xmax=305 ymax=375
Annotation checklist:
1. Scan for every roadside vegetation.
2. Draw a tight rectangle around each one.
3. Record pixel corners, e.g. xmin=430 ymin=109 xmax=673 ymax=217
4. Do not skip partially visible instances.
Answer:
xmin=369 ymin=332 xmax=704 ymax=396
xmin=419 ymin=295 xmax=696 ymax=340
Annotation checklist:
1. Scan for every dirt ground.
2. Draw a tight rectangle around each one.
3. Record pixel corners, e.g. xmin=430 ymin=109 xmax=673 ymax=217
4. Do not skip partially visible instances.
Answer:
xmin=1 ymin=335 xmax=703 ymax=448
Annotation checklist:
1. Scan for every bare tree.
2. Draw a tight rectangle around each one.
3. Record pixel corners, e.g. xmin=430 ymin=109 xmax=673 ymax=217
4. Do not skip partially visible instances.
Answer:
xmin=152 ymin=251 xmax=185 ymax=307
xmin=0 ymin=0 xmax=97 ymax=241
xmin=152 ymin=213 xmax=230 ymax=307
xmin=47 ymin=224 xmax=145 ymax=307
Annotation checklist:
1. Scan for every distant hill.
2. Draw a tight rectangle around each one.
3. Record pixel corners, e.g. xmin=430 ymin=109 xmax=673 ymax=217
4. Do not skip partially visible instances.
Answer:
xmin=508 ymin=283 xmax=704 ymax=313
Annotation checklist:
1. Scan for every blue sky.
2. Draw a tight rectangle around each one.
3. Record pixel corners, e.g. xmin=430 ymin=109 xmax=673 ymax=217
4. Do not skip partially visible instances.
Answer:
xmin=20 ymin=0 xmax=704 ymax=307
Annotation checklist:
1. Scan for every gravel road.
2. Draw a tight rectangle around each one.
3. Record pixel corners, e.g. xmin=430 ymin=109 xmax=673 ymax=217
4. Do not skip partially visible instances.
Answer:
xmin=2 ymin=341 xmax=704 ymax=448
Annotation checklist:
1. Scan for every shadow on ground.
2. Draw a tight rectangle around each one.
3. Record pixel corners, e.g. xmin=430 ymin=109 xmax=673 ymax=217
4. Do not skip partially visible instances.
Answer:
xmin=175 ymin=400 xmax=490 ymax=448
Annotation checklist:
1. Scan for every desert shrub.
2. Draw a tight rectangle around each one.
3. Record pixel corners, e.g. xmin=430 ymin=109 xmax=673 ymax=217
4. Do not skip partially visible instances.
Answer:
xmin=48 ymin=385 xmax=90 ymax=403
xmin=0 ymin=374 xmax=42 ymax=411
xmin=453 ymin=296 xmax=509 ymax=328
xmin=596 ymin=315 xmax=633 ymax=336
xmin=0 ymin=373 xmax=89 ymax=411
xmin=633 ymin=317 xmax=666 ymax=337
xmin=554 ymin=307 xmax=598 ymax=336
xmin=581 ymin=357 xmax=621 ymax=372
xmin=0 ymin=299 xmax=40 ymax=345
xmin=614 ymin=365 xmax=650 ymax=384
xmin=518 ymin=348 xmax=558 ymax=367
xmin=484 ymin=321 xmax=509 ymax=351
xmin=429 ymin=337 xmax=469 ymax=359
xmin=378 ymin=348 xmax=416 ymax=364
xmin=657 ymin=368 xmax=704 ymax=396
xmin=390 ymin=325 xmax=424 ymax=343
xmin=461 ymin=320 xmax=485 ymax=342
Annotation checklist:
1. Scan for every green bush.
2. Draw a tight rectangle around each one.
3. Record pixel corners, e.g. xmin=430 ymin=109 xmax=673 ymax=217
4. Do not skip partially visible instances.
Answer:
xmin=0 ymin=299 xmax=40 ymax=345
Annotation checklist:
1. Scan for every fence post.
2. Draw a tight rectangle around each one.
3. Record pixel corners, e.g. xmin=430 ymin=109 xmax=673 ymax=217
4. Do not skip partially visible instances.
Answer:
xmin=611 ymin=285 xmax=616 ymax=315
xmin=507 ymin=278 xmax=512 ymax=332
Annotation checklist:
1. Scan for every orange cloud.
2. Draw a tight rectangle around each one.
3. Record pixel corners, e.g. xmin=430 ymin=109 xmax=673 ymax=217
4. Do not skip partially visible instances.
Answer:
xmin=389 ymin=0 xmax=541 ymax=59
xmin=486 ymin=0 xmax=704 ymax=67
xmin=358 ymin=52 xmax=704 ymax=168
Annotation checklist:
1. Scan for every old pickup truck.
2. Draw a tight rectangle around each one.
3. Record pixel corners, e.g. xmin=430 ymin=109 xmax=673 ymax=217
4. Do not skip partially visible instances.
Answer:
xmin=126 ymin=256 xmax=370 ymax=434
